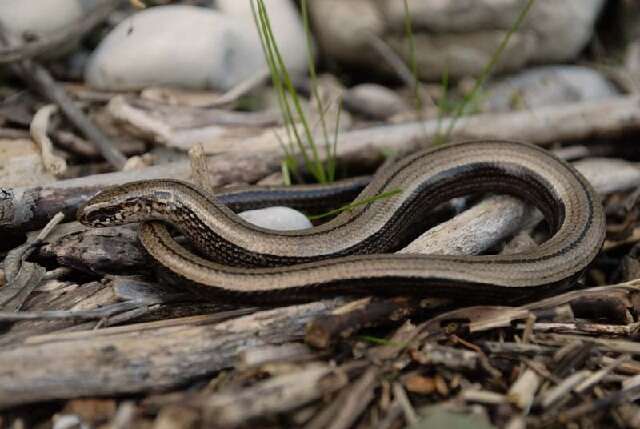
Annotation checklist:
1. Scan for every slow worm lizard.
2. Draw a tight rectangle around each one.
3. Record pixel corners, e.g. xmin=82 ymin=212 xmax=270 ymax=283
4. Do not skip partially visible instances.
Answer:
xmin=78 ymin=140 xmax=605 ymax=302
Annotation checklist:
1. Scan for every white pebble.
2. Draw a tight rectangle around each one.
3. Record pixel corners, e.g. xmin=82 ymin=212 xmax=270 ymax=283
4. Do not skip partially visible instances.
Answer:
xmin=86 ymin=2 xmax=309 ymax=91
xmin=239 ymin=206 xmax=312 ymax=231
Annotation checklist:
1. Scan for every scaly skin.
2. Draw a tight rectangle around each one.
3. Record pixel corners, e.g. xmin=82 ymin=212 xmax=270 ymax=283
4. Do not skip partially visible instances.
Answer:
xmin=78 ymin=140 xmax=605 ymax=302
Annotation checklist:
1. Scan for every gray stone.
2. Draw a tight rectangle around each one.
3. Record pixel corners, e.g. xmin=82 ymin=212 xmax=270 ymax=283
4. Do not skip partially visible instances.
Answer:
xmin=483 ymin=66 xmax=619 ymax=112
xmin=343 ymin=83 xmax=408 ymax=120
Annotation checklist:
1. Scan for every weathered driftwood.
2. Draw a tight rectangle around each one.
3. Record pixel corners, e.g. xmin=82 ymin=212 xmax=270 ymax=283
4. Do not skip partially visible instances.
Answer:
xmin=0 ymin=299 xmax=345 ymax=408
xmin=0 ymin=152 xmax=260 ymax=232
xmin=111 ymin=96 xmax=640 ymax=157
xmin=115 ymin=95 xmax=640 ymax=155
xmin=38 ymin=223 xmax=149 ymax=275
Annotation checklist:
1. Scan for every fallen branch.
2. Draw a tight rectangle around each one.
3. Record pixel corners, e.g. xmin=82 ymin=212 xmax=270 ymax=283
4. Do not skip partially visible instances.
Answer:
xmin=181 ymin=95 xmax=640 ymax=155
xmin=0 ymin=298 xmax=345 ymax=408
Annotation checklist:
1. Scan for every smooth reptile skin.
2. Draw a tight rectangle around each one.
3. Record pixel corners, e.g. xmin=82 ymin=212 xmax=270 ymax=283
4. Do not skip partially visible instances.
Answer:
xmin=78 ymin=140 xmax=606 ymax=301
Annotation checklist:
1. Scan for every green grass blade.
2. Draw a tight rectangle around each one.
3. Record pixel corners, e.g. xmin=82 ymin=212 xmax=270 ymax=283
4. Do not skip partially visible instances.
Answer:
xmin=258 ymin=1 xmax=326 ymax=183
xmin=403 ymin=0 xmax=423 ymax=113
xmin=441 ymin=0 xmax=536 ymax=142
xmin=308 ymin=188 xmax=402 ymax=221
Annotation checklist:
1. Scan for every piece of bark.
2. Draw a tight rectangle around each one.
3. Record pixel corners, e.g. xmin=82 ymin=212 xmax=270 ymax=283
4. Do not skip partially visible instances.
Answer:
xmin=409 ymin=343 xmax=479 ymax=370
xmin=237 ymin=343 xmax=317 ymax=369
xmin=0 ymin=298 xmax=345 ymax=408
xmin=409 ymin=281 xmax=640 ymax=345
xmin=508 ymin=367 xmax=542 ymax=413
xmin=202 ymin=363 xmax=348 ymax=426
xmin=1 ymin=212 xmax=64 ymax=310
xmin=558 ymin=384 xmax=640 ymax=423
xmin=305 ymin=296 xmax=429 ymax=348
xmin=38 ymin=223 xmax=149 ymax=275
xmin=399 ymin=195 xmax=527 ymax=255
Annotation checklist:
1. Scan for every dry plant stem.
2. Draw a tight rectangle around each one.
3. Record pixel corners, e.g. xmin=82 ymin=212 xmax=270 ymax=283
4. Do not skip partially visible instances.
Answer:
xmin=508 ymin=367 xmax=542 ymax=412
xmin=539 ymin=370 xmax=591 ymax=410
xmin=30 ymin=104 xmax=67 ymax=176
xmin=409 ymin=281 xmax=640 ymax=346
xmin=559 ymin=384 xmax=640 ymax=423
xmin=188 ymin=143 xmax=215 ymax=193
xmin=392 ymin=382 xmax=418 ymax=426
xmin=0 ymin=299 xmax=346 ymax=408
xmin=56 ymin=131 xmax=145 ymax=159
xmin=0 ymin=0 xmax=119 ymax=63
xmin=411 ymin=343 xmax=478 ymax=370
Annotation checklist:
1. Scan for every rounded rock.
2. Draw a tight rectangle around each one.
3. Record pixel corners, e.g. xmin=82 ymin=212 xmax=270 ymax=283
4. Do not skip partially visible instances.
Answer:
xmin=85 ymin=2 xmax=310 ymax=91
xmin=343 ymin=83 xmax=408 ymax=120
xmin=85 ymin=6 xmax=252 ymax=91
xmin=483 ymin=66 xmax=619 ymax=112
xmin=0 ymin=0 xmax=98 ymax=39
xmin=239 ymin=206 xmax=312 ymax=231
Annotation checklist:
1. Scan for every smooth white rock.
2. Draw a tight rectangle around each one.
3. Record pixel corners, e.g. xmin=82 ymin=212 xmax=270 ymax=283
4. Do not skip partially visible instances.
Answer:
xmin=215 ymin=0 xmax=309 ymax=74
xmin=0 ymin=0 xmax=97 ymax=39
xmin=86 ymin=2 xmax=309 ymax=91
xmin=86 ymin=6 xmax=250 ymax=90
xmin=0 ymin=0 xmax=98 ymax=58
xmin=484 ymin=66 xmax=619 ymax=112
xmin=239 ymin=206 xmax=312 ymax=231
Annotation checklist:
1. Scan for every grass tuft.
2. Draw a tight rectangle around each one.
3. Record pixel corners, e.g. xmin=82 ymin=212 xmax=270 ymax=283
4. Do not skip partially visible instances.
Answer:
xmin=436 ymin=0 xmax=536 ymax=144
xmin=251 ymin=0 xmax=337 ymax=184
